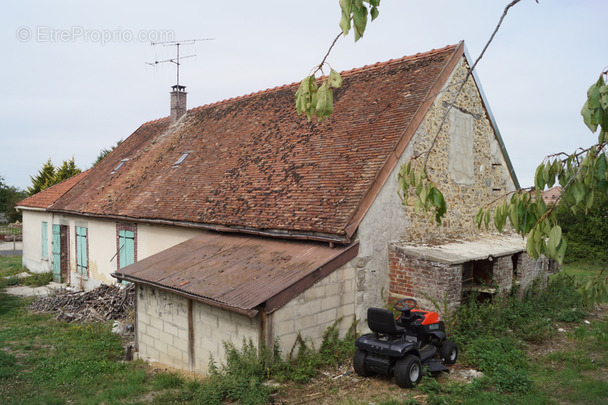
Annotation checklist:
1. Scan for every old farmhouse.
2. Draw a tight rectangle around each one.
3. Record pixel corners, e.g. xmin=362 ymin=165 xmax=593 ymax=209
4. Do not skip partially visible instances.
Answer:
xmin=17 ymin=42 xmax=557 ymax=374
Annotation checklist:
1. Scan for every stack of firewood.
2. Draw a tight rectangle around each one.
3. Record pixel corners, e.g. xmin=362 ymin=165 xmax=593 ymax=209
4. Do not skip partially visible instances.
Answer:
xmin=29 ymin=283 xmax=134 ymax=323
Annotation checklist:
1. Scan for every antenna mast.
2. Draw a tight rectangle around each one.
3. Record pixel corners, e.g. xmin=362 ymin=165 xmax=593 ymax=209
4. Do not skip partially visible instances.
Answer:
xmin=147 ymin=38 xmax=215 ymax=86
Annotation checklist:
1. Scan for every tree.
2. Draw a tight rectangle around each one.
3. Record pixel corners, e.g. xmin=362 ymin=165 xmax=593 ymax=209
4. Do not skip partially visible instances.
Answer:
xmin=27 ymin=158 xmax=82 ymax=196
xmin=302 ymin=0 xmax=607 ymax=305
xmin=92 ymin=139 xmax=122 ymax=167
xmin=27 ymin=158 xmax=56 ymax=196
xmin=556 ymin=190 xmax=608 ymax=264
xmin=55 ymin=157 xmax=81 ymax=184
xmin=0 ymin=176 xmax=26 ymax=223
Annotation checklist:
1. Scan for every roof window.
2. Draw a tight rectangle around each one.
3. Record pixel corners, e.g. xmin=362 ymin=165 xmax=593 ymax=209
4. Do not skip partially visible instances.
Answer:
xmin=111 ymin=159 xmax=129 ymax=174
xmin=172 ymin=151 xmax=192 ymax=167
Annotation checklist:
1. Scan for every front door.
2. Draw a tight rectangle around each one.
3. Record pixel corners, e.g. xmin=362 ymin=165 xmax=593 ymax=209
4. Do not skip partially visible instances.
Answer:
xmin=51 ymin=225 xmax=68 ymax=283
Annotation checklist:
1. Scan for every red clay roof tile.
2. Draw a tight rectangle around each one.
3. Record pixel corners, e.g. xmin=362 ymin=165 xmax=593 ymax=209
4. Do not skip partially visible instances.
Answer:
xmin=17 ymin=170 xmax=89 ymax=209
xmin=50 ymin=44 xmax=462 ymax=240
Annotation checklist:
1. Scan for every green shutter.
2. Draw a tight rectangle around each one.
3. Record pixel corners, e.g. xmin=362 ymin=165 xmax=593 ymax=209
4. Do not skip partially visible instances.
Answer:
xmin=76 ymin=226 xmax=88 ymax=276
xmin=118 ymin=230 xmax=135 ymax=268
xmin=41 ymin=222 xmax=48 ymax=258
xmin=51 ymin=224 xmax=61 ymax=280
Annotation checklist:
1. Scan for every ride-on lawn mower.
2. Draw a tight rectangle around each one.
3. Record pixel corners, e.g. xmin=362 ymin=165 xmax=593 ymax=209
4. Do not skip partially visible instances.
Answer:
xmin=353 ymin=298 xmax=458 ymax=388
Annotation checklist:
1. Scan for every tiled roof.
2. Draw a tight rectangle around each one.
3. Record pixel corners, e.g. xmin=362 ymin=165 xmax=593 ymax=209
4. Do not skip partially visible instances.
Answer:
xmin=16 ymin=171 xmax=89 ymax=209
xmin=541 ymin=186 xmax=561 ymax=206
xmin=50 ymin=43 xmax=464 ymax=242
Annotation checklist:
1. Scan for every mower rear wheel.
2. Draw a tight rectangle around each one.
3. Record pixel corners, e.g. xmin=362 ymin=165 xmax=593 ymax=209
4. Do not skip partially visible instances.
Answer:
xmin=353 ymin=349 xmax=374 ymax=377
xmin=440 ymin=340 xmax=458 ymax=364
xmin=394 ymin=354 xmax=422 ymax=388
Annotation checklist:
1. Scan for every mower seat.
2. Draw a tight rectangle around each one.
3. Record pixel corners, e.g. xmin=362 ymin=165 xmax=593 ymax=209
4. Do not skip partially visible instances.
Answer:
xmin=367 ymin=308 xmax=405 ymax=336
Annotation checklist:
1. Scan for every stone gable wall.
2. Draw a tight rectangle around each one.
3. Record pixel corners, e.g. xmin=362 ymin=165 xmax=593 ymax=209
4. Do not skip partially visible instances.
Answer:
xmin=402 ymin=59 xmax=516 ymax=243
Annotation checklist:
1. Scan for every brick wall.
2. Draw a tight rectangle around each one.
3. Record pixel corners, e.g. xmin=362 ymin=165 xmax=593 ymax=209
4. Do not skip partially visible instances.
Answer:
xmin=388 ymin=245 xmax=461 ymax=314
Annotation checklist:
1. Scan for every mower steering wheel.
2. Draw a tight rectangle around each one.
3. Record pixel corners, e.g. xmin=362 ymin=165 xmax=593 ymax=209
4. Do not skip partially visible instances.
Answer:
xmin=394 ymin=298 xmax=417 ymax=313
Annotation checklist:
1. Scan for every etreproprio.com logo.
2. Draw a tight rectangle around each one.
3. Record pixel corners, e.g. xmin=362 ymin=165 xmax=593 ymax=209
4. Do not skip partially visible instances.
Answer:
xmin=16 ymin=26 xmax=175 ymax=45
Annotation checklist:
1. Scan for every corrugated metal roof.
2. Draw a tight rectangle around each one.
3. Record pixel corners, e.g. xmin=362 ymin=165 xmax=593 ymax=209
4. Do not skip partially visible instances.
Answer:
xmin=113 ymin=233 xmax=359 ymax=317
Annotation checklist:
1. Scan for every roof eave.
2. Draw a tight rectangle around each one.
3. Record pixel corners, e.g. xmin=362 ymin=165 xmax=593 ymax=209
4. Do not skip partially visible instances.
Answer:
xmin=48 ymin=209 xmax=351 ymax=244
xmin=462 ymin=45 xmax=520 ymax=189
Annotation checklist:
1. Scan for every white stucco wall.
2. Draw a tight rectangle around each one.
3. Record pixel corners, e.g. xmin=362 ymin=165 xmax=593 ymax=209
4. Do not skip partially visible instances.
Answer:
xmin=22 ymin=211 xmax=203 ymax=290
xmin=21 ymin=209 xmax=53 ymax=273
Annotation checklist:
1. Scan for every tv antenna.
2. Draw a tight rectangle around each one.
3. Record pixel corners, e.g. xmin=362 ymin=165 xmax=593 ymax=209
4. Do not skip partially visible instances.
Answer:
xmin=146 ymin=38 xmax=215 ymax=87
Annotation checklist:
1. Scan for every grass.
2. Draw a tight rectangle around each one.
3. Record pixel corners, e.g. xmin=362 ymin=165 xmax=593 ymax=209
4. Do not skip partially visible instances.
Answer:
xmin=0 ymin=256 xmax=53 ymax=289
xmin=1 ymin=255 xmax=607 ymax=404
xmin=562 ymin=261 xmax=606 ymax=284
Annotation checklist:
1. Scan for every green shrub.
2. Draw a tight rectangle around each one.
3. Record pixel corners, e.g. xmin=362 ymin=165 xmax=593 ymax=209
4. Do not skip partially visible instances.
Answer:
xmin=466 ymin=336 xmax=530 ymax=393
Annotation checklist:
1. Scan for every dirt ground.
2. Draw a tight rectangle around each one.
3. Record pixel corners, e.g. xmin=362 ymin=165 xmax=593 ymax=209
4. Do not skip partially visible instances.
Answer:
xmin=270 ymin=304 xmax=608 ymax=404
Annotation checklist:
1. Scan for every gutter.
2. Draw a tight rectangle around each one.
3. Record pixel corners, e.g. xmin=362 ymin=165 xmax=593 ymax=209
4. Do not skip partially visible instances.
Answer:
xmin=48 ymin=209 xmax=351 ymax=244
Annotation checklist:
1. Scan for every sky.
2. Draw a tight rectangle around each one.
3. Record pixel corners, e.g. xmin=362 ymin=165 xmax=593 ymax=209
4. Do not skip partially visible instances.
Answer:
xmin=1 ymin=0 xmax=606 ymax=191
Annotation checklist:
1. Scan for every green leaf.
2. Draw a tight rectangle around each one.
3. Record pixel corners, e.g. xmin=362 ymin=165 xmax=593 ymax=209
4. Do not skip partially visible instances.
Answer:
xmin=572 ymin=182 xmax=585 ymax=204
xmin=599 ymin=85 xmax=608 ymax=110
xmin=534 ymin=164 xmax=545 ymax=190
xmin=339 ymin=0 xmax=353 ymax=35
xmin=483 ymin=208 xmax=490 ymax=230
xmin=547 ymin=224 xmax=562 ymax=258
xmin=328 ymin=69 xmax=343 ymax=88
xmin=315 ymin=81 xmax=334 ymax=121
xmin=475 ymin=207 xmax=484 ymax=229
xmin=370 ymin=6 xmax=379 ymax=20
xmin=581 ymin=100 xmax=599 ymax=133
xmin=352 ymin=3 xmax=368 ymax=41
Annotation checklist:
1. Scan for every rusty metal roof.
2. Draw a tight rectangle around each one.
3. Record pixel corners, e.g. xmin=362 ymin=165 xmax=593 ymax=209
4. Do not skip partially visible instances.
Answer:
xmin=113 ymin=233 xmax=359 ymax=317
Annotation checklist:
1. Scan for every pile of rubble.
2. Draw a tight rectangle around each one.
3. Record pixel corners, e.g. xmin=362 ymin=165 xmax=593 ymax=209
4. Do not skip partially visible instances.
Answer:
xmin=29 ymin=283 xmax=135 ymax=323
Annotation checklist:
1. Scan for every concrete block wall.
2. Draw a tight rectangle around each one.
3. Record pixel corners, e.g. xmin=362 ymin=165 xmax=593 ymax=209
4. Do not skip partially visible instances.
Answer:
xmin=272 ymin=262 xmax=356 ymax=356
xmin=136 ymin=284 xmax=259 ymax=375
xmin=136 ymin=285 xmax=190 ymax=370
xmin=192 ymin=300 xmax=258 ymax=374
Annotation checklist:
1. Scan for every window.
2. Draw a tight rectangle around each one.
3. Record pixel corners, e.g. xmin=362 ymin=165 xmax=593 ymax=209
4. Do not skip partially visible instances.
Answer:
xmin=111 ymin=159 xmax=129 ymax=173
xmin=41 ymin=222 xmax=48 ymax=258
xmin=76 ymin=226 xmax=88 ymax=277
xmin=117 ymin=224 xmax=136 ymax=269
xmin=172 ymin=151 xmax=192 ymax=167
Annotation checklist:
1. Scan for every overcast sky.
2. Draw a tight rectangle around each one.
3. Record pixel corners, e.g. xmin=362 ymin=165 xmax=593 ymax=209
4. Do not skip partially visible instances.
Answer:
xmin=1 ymin=0 xmax=605 ymax=191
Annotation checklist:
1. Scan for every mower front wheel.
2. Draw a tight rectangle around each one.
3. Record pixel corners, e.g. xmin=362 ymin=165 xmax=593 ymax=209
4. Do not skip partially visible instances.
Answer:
xmin=394 ymin=354 xmax=422 ymax=388
xmin=353 ymin=349 xmax=374 ymax=377
xmin=440 ymin=340 xmax=458 ymax=364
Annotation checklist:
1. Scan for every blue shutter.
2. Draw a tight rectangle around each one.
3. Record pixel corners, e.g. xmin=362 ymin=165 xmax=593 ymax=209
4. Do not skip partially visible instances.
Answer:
xmin=76 ymin=226 xmax=88 ymax=276
xmin=41 ymin=222 xmax=48 ymax=258
xmin=51 ymin=224 xmax=61 ymax=280
xmin=119 ymin=230 xmax=135 ymax=268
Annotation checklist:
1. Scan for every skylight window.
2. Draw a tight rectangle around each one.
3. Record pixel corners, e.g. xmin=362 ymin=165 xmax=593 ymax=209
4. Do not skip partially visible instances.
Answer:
xmin=111 ymin=159 xmax=129 ymax=174
xmin=172 ymin=151 xmax=192 ymax=167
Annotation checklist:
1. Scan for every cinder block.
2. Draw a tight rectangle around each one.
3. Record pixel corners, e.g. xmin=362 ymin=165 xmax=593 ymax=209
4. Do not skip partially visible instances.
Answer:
xmin=316 ymin=307 xmax=338 ymax=325
xmin=320 ymin=295 xmax=341 ymax=311
xmin=164 ymin=322 xmax=179 ymax=336
xmin=276 ymin=319 xmax=295 ymax=336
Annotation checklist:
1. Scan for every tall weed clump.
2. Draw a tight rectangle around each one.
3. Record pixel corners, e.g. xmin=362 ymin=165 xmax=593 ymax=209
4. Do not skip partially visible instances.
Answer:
xmin=191 ymin=319 xmax=357 ymax=404
xmin=452 ymin=272 xmax=585 ymax=394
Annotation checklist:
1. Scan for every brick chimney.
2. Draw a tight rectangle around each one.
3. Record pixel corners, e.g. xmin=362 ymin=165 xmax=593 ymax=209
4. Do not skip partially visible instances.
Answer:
xmin=170 ymin=85 xmax=187 ymax=123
